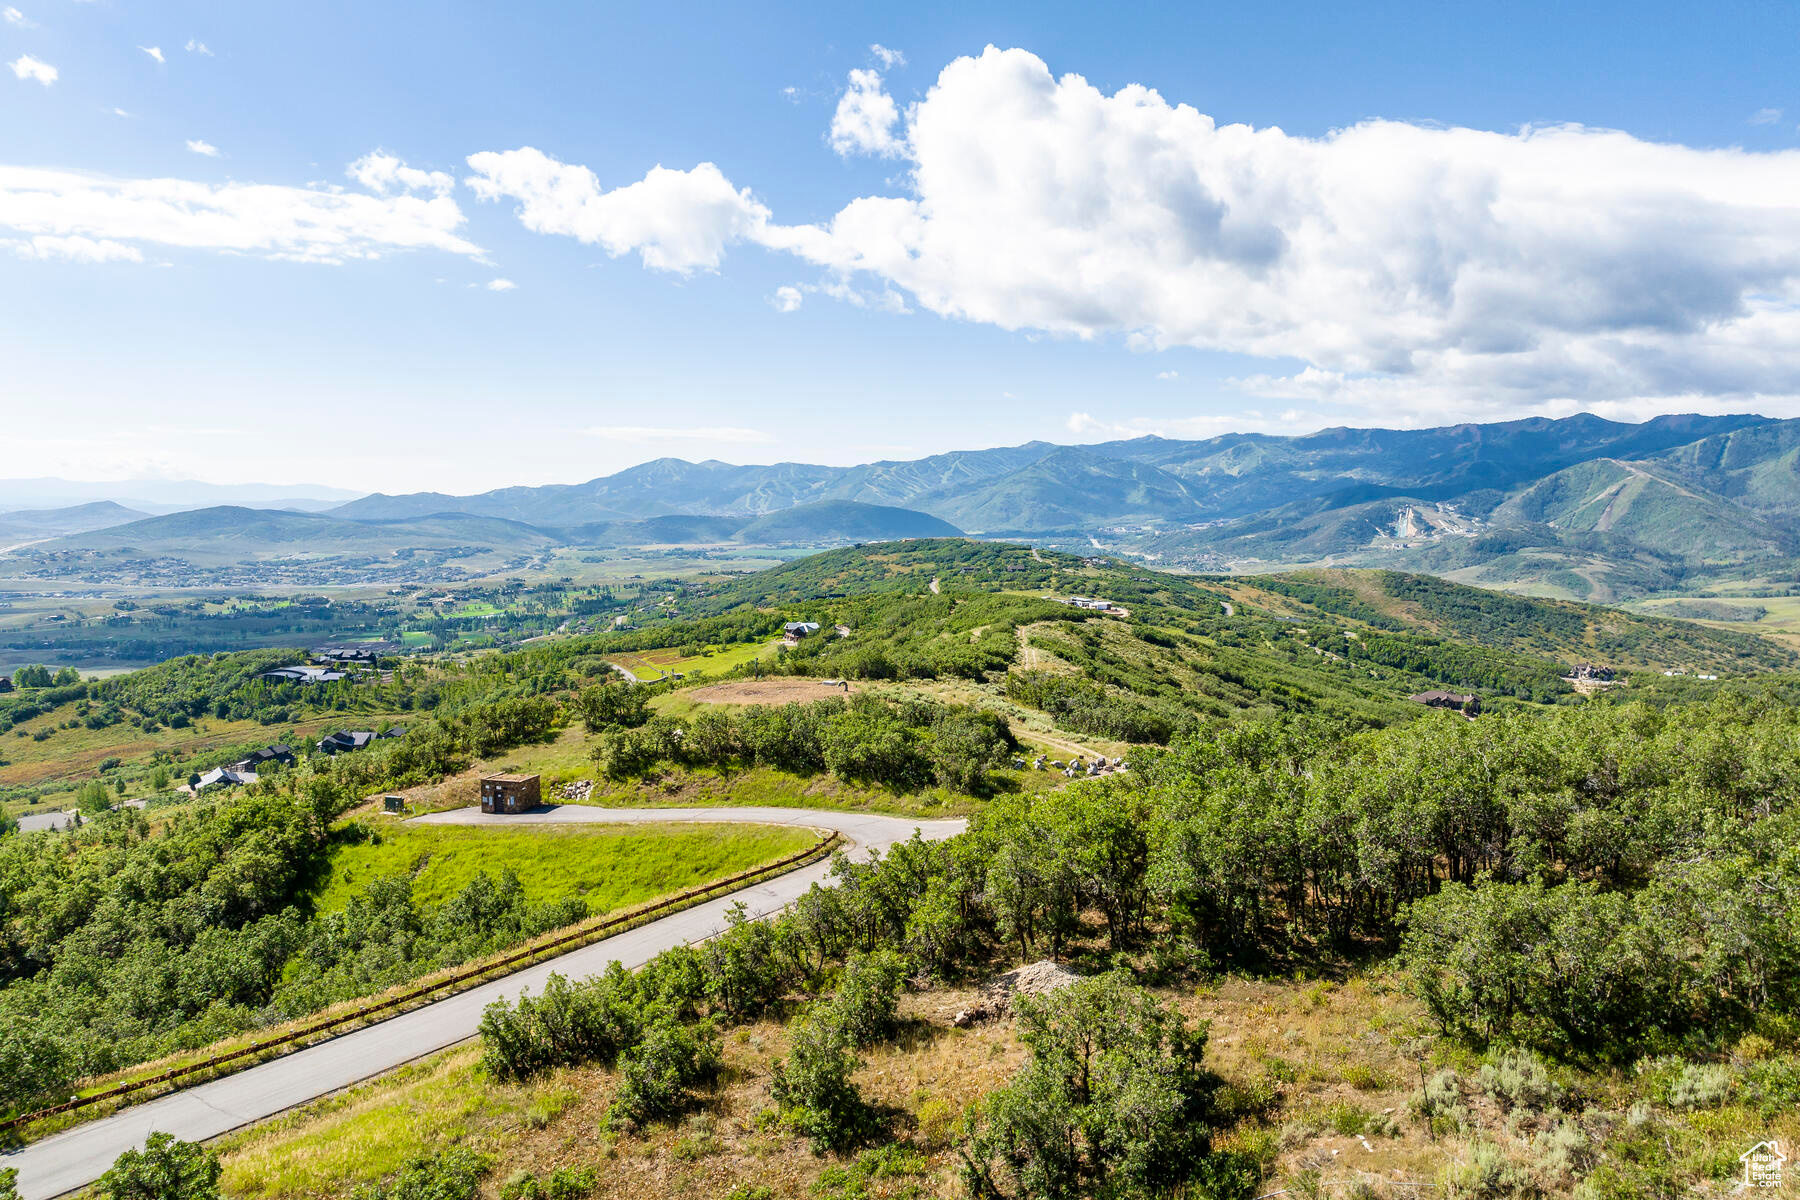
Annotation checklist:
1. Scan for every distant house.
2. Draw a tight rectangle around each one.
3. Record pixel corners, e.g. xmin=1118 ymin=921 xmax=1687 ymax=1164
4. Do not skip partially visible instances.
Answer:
xmin=194 ymin=766 xmax=256 ymax=791
xmin=1570 ymin=663 xmax=1616 ymax=682
xmin=233 ymin=744 xmax=296 ymax=773
xmin=0 ymin=675 xmax=11 ymax=694
xmin=480 ymin=772 xmax=541 ymax=814
xmin=784 ymin=622 xmax=821 ymax=637
xmin=260 ymin=666 xmax=347 ymax=684
xmin=318 ymin=730 xmax=376 ymax=754
xmin=312 ymin=643 xmax=396 ymax=665
xmin=1410 ymin=690 xmax=1482 ymax=715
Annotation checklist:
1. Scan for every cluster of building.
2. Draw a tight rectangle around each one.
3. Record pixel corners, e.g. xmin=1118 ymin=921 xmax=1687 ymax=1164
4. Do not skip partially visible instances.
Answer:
xmin=1053 ymin=595 xmax=1126 ymax=614
xmin=190 ymin=728 xmax=404 ymax=792
xmin=256 ymin=643 xmax=400 ymax=686
xmin=1022 ymin=753 xmax=1129 ymax=778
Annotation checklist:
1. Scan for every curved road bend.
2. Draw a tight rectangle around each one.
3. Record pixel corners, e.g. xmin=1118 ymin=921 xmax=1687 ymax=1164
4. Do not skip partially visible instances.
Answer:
xmin=7 ymin=806 xmax=965 ymax=1200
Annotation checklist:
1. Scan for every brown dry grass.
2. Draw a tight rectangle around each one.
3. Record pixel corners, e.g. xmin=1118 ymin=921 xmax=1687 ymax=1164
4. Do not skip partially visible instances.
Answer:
xmin=212 ymin=962 xmax=1461 ymax=1200
xmin=683 ymin=678 xmax=861 ymax=706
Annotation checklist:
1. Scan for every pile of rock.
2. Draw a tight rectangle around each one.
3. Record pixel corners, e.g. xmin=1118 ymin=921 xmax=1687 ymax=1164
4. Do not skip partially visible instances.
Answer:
xmin=953 ymin=960 xmax=1081 ymax=1027
xmin=559 ymin=778 xmax=594 ymax=801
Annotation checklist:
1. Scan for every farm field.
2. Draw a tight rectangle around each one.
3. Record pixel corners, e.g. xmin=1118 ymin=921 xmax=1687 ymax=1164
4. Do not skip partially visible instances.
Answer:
xmin=603 ymin=638 xmax=780 ymax=682
xmin=1626 ymin=592 xmax=1800 ymax=652
xmin=311 ymin=820 xmax=819 ymax=915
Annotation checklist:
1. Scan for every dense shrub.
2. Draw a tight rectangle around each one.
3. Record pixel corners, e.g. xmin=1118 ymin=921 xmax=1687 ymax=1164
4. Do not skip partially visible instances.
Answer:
xmin=97 ymin=1132 xmax=221 ymax=1200
xmin=960 ymin=972 xmax=1215 ymax=1200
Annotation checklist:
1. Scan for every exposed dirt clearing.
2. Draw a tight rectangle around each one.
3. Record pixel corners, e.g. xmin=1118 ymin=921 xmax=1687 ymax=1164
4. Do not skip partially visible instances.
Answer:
xmin=682 ymin=678 xmax=858 ymax=705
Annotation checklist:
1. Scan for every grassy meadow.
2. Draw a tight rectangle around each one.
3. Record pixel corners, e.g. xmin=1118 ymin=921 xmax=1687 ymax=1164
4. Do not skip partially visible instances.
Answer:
xmin=313 ymin=821 xmax=819 ymax=915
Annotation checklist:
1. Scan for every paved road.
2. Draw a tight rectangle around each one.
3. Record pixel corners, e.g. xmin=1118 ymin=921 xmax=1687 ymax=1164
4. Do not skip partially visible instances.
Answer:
xmin=5 ymin=806 xmax=964 ymax=1200
xmin=13 ymin=810 xmax=78 ymax=835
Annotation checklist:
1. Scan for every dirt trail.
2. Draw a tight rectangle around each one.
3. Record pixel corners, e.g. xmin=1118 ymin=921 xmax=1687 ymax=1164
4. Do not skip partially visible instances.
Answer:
xmin=928 ymin=576 xmax=940 ymax=594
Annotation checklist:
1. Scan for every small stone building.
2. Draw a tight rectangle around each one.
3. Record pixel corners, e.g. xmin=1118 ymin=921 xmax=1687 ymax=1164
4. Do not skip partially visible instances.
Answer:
xmin=480 ymin=772 xmax=541 ymax=814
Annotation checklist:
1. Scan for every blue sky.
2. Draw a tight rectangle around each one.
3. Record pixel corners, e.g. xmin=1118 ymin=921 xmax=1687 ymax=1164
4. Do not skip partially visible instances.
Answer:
xmin=5 ymin=0 xmax=1799 ymax=493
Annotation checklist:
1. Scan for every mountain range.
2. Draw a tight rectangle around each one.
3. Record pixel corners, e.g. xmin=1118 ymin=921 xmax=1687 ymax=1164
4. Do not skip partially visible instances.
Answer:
xmin=5 ymin=413 xmax=1798 ymax=601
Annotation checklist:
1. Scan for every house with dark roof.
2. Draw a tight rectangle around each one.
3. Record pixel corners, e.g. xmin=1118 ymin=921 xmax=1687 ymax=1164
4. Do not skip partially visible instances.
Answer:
xmin=1410 ymin=690 xmax=1482 ymax=715
xmin=317 ymin=730 xmax=376 ymax=754
xmin=233 ymin=744 xmax=296 ymax=772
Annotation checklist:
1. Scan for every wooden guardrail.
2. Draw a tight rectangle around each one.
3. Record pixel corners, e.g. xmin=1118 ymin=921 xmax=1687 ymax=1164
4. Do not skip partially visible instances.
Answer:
xmin=0 ymin=828 xmax=841 ymax=1135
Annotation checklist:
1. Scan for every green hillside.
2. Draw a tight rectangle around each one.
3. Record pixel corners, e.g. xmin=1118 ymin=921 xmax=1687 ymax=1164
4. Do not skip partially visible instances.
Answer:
xmin=1649 ymin=417 xmax=1800 ymax=519
xmin=734 ymin=500 xmax=960 ymax=542
xmin=655 ymin=541 xmax=1797 ymax=738
xmin=46 ymin=507 xmax=560 ymax=562
xmin=1490 ymin=458 xmax=1790 ymax=558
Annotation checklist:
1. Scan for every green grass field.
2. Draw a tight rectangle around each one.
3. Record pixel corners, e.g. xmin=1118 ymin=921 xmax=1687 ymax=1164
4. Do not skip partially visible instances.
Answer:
xmin=312 ymin=820 xmax=818 ymax=915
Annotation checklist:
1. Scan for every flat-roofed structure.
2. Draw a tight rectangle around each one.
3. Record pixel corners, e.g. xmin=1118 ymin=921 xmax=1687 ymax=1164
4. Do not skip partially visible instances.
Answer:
xmin=479 ymin=772 xmax=541 ymax=814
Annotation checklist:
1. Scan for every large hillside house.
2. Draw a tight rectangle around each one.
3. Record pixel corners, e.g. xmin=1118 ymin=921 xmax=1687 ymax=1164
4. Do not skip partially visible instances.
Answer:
xmin=1409 ymin=690 xmax=1482 ymax=715
xmin=318 ymin=728 xmax=404 ymax=754
xmin=233 ymin=744 xmax=296 ymax=773
xmin=193 ymin=766 xmax=256 ymax=791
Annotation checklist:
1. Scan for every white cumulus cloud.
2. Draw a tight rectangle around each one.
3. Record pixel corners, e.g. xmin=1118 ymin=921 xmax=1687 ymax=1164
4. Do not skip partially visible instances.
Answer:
xmin=464 ymin=147 xmax=771 ymax=274
xmin=770 ymin=285 xmax=803 ymax=312
xmin=485 ymin=277 xmax=516 ymax=291
xmin=0 ymin=163 xmax=484 ymax=265
xmin=139 ymin=45 xmax=164 ymax=64
xmin=828 ymin=68 xmax=903 ymax=157
xmin=186 ymin=139 xmax=220 ymax=157
xmin=477 ymin=45 xmax=1800 ymax=421
xmin=9 ymin=54 xmax=56 ymax=85
xmin=348 ymin=151 xmax=454 ymax=197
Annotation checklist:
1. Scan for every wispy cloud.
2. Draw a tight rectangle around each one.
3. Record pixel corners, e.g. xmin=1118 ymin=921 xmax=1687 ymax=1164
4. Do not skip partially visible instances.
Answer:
xmin=186 ymin=138 xmax=221 ymax=157
xmin=3 ymin=8 xmax=35 ymax=29
xmin=139 ymin=45 xmax=164 ymax=64
xmin=485 ymin=277 xmax=516 ymax=291
xmin=870 ymin=44 xmax=905 ymax=68
xmin=5 ymin=234 xmax=143 ymax=263
xmin=185 ymin=38 xmax=212 ymax=56
xmin=1156 ymin=370 xmax=1179 ymax=381
xmin=111 ymin=107 xmax=131 ymax=117
xmin=1066 ymin=410 xmax=1301 ymax=440
xmin=0 ymin=162 xmax=484 ymax=265
xmin=581 ymin=425 xmax=775 ymax=444
xmin=1749 ymin=107 xmax=1783 ymax=125
xmin=8 ymin=54 xmax=56 ymax=85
